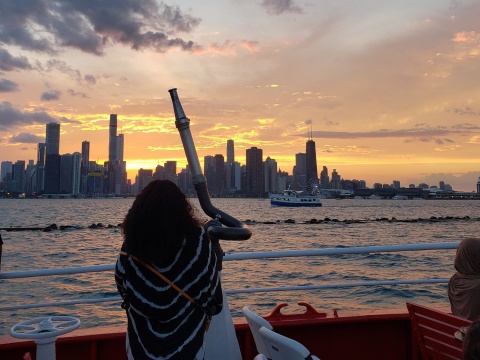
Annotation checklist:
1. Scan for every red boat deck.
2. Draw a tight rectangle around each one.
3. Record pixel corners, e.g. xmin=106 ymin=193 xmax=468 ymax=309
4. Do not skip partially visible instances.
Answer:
xmin=0 ymin=303 xmax=428 ymax=360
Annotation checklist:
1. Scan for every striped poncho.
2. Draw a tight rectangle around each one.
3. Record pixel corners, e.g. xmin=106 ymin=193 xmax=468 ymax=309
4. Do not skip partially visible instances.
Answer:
xmin=115 ymin=227 xmax=223 ymax=360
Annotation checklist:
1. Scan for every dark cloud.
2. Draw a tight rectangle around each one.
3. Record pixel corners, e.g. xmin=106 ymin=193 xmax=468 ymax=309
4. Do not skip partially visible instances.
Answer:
xmin=9 ymin=132 xmax=44 ymax=144
xmin=41 ymin=90 xmax=61 ymax=101
xmin=452 ymin=107 xmax=480 ymax=116
xmin=261 ymin=0 xmax=303 ymax=15
xmin=45 ymin=59 xmax=81 ymax=81
xmin=67 ymin=89 xmax=89 ymax=98
xmin=0 ymin=101 xmax=56 ymax=130
xmin=0 ymin=78 xmax=19 ymax=92
xmin=84 ymin=74 xmax=96 ymax=85
xmin=0 ymin=48 xmax=32 ymax=71
xmin=452 ymin=123 xmax=480 ymax=130
xmin=57 ymin=115 xmax=81 ymax=125
xmin=0 ymin=0 xmax=201 ymax=55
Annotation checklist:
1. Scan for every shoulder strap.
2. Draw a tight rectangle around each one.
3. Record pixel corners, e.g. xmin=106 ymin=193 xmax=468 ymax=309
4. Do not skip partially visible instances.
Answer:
xmin=119 ymin=251 xmax=195 ymax=303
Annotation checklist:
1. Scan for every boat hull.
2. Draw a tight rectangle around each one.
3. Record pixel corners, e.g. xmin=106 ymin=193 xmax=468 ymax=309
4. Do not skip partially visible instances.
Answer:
xmin=0 ymin=306 xmax=423 ymax=360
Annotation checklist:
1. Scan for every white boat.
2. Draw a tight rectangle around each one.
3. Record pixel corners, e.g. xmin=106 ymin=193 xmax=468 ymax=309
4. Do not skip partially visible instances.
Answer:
xmin=269 ymin=188 xmax=322 ymax=207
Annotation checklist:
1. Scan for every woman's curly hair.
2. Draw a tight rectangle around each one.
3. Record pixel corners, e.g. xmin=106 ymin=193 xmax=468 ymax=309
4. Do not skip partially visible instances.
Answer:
xmin=122 ymin=180 xmax=201 ymax=264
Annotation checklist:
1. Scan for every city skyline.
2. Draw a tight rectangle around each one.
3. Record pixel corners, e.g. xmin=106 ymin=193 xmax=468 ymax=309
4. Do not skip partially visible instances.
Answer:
xmin=0 ymin=1 xmax=479 ymax=191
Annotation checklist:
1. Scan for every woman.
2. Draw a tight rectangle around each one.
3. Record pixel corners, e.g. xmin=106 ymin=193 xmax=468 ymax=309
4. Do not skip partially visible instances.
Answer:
xmin=448 ymin=238 xmax=480 ymax=321
xmin=115 ymin=180 xmax=223 ymax=360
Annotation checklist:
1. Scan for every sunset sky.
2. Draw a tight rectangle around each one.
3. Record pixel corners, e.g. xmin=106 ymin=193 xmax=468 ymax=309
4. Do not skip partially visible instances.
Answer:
xmin=0 ymin=0 xmax=479 ymax=191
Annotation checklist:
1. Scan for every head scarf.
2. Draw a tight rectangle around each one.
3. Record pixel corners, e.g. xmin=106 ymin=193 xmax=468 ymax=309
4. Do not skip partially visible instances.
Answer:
xmin=448 ymin=238 xmax=480 ymax=321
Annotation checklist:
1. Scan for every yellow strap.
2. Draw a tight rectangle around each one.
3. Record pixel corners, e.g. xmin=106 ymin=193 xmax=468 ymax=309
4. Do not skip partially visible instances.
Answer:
xmin=119 ymin=251 xmax=195 ymax=303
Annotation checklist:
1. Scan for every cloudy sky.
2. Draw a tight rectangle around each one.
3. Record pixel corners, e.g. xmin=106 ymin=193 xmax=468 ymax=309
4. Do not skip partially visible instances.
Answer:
xmin=0 ymin=0 xmax=479 ymax=191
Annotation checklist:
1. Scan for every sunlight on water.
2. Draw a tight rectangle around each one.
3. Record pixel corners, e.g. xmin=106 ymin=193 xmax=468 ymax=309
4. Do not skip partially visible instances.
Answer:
xmin=1 ymin=198 xmax=479 ymax=334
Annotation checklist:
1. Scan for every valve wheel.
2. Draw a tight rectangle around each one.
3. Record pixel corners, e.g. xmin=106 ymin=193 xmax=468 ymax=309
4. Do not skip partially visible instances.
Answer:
xmin=10 ymin=316 xmax=80 ymax=339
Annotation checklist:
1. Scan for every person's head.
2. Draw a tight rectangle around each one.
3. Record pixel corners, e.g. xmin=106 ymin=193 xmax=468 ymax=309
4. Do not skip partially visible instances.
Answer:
xmin=122 ymin=180 xmax=200 ymax=263
xmin=455 ymin=238 xmax=480 ymax=275
xmin=464 ymin=321 xmax=480 ymax=360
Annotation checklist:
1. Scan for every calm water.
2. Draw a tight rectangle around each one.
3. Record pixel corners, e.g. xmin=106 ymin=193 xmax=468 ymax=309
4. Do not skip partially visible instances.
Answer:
xmin=1 ymin=198 xmax=479 ymax=335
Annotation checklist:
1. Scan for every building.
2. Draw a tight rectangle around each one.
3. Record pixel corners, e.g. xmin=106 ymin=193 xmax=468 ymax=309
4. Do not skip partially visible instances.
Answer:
xmin=164 ymin=161 xmax=177 ymax=177
xmin=293 ymin=153 xmax=306 ymax=189
xmin=232 ymin=161 xmax=241 ymax=193
xmin=107 ymin=114 xmax=117 ymax=194
xmin=45 ymin=122 xmax=60 ymax=155
xmin=60 ymin=154 xmax=74 ymax=194
xmin=36 ymin=143 xmax=46 ymax=194
xmin=81 ymin=141 xmax=90 ymax=195
xmin=12 ymin=160 xmax=26 ymax=193
xmin=44 ymin=154 xmax=61 ymax=194
xmin=72 ymin=152 xmax=81 ymax=196
xmin=331 ymin=169 xmax=341 ymax=190
xmin=136 ymin=168 xmax=153 ymax=193
xmin=44 ymin=123 xmax=61 ymax=194
xmin=320 ymin=166 xmax=329 ymax=189
xmin=213 ymin=154 xmax=225 ymax=196
xmin=226 ymin=140 xmax=235 ymax=192
xmin=1 ymin=161 xmax=13 ymax=191
xmin=115 ymin=133 xmax=127 ymax=195
xmin=25 ymin=160 xmax=35 ymax=195
xmin=204 ymin=155 xmax=215 ymax=191
xmin=178 ymin=166 xmax=193 ymax=195
xmin=306 ymin=139 xmax=318 ymax=183
xmin=246 ymin=147 xmax=264 ymax=197
xmin=264 ymin=157 xmax=277 ymax=194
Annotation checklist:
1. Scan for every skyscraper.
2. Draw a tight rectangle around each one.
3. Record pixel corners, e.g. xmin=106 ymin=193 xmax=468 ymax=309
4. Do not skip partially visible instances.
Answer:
xmin=12 ymin=160 xmax=25 ymax=193
xmin=306 ymin=139 xmax=318 ymax=182
xmin=72 ymin=152 xmax=81 ymax=196
xmin=45 ymin=122 xmax=60 ymax=155
xmin=227 ymin=140 xmax=234 ymax=165
xmin=226 ymin=140 xmax=235 ymax=192
xmin=246 ymin=147 xmax=263 ymax=197
xmin=213 ymin=154 xmax=225 ymax=196
xmin=81 ymin=141 xmax=90 ymax=194
xmin=109 ymin=114 xmax=117 ymax=166
xmin=264 ymin=156 xmax=277 ymax=193
xmin=204 ymin=155 xmax=214 ymax=190
xmin=44 ymin=122 xmax=61 ymax=194
xmin=60 ymin=154 xmax=74 ymax=194
xmin=294 ymin=153 xmax=306 ymax=188
xmin=36 ymin=143 xmax=46 ymax=194
xmin=108 ymin=114 xmax=117 ymax=193
xmin=115 ymin=133 xmax=127 ymax=194
xmin=320 ymin=166 xmax=329 ymax=189
xmin=0 ymin=161 xmax=12 ymax=191
xmin=331 ymin=169 xmax=341 ymax=189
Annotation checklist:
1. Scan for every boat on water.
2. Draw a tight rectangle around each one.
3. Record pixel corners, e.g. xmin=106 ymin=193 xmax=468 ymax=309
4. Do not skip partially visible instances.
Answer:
xmin=269 ymin=188 xmax=322 ymax=207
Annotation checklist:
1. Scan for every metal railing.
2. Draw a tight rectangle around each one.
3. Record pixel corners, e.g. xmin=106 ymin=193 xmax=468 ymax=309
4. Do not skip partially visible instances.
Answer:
xmin=0 ymin=242 xmax=458 ymax=312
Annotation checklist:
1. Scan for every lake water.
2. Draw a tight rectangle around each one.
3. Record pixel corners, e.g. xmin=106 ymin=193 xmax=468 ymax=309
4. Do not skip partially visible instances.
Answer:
xmin=1 ymin=197 xmax=479 ymax=335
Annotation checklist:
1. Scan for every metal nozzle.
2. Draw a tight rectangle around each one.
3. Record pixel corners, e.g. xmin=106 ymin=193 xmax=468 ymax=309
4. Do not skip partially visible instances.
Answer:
xmin=168 ymin=88 xmax=189 ymax=129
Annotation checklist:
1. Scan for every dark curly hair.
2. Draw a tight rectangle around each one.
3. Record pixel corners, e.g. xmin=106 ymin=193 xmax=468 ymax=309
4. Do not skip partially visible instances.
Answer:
xmin=122 ymin=180 xmax=201 ymax=264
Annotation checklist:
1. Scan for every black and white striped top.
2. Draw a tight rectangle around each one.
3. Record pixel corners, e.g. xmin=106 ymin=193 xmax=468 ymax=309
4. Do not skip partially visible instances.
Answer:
xmin=115 ymin=227 xmax=223 ymax=360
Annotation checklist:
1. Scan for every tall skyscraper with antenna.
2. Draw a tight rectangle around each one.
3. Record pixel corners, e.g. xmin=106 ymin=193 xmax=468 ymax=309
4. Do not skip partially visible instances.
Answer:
xmin=305 ymin=123 xmax=318 ymax=183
